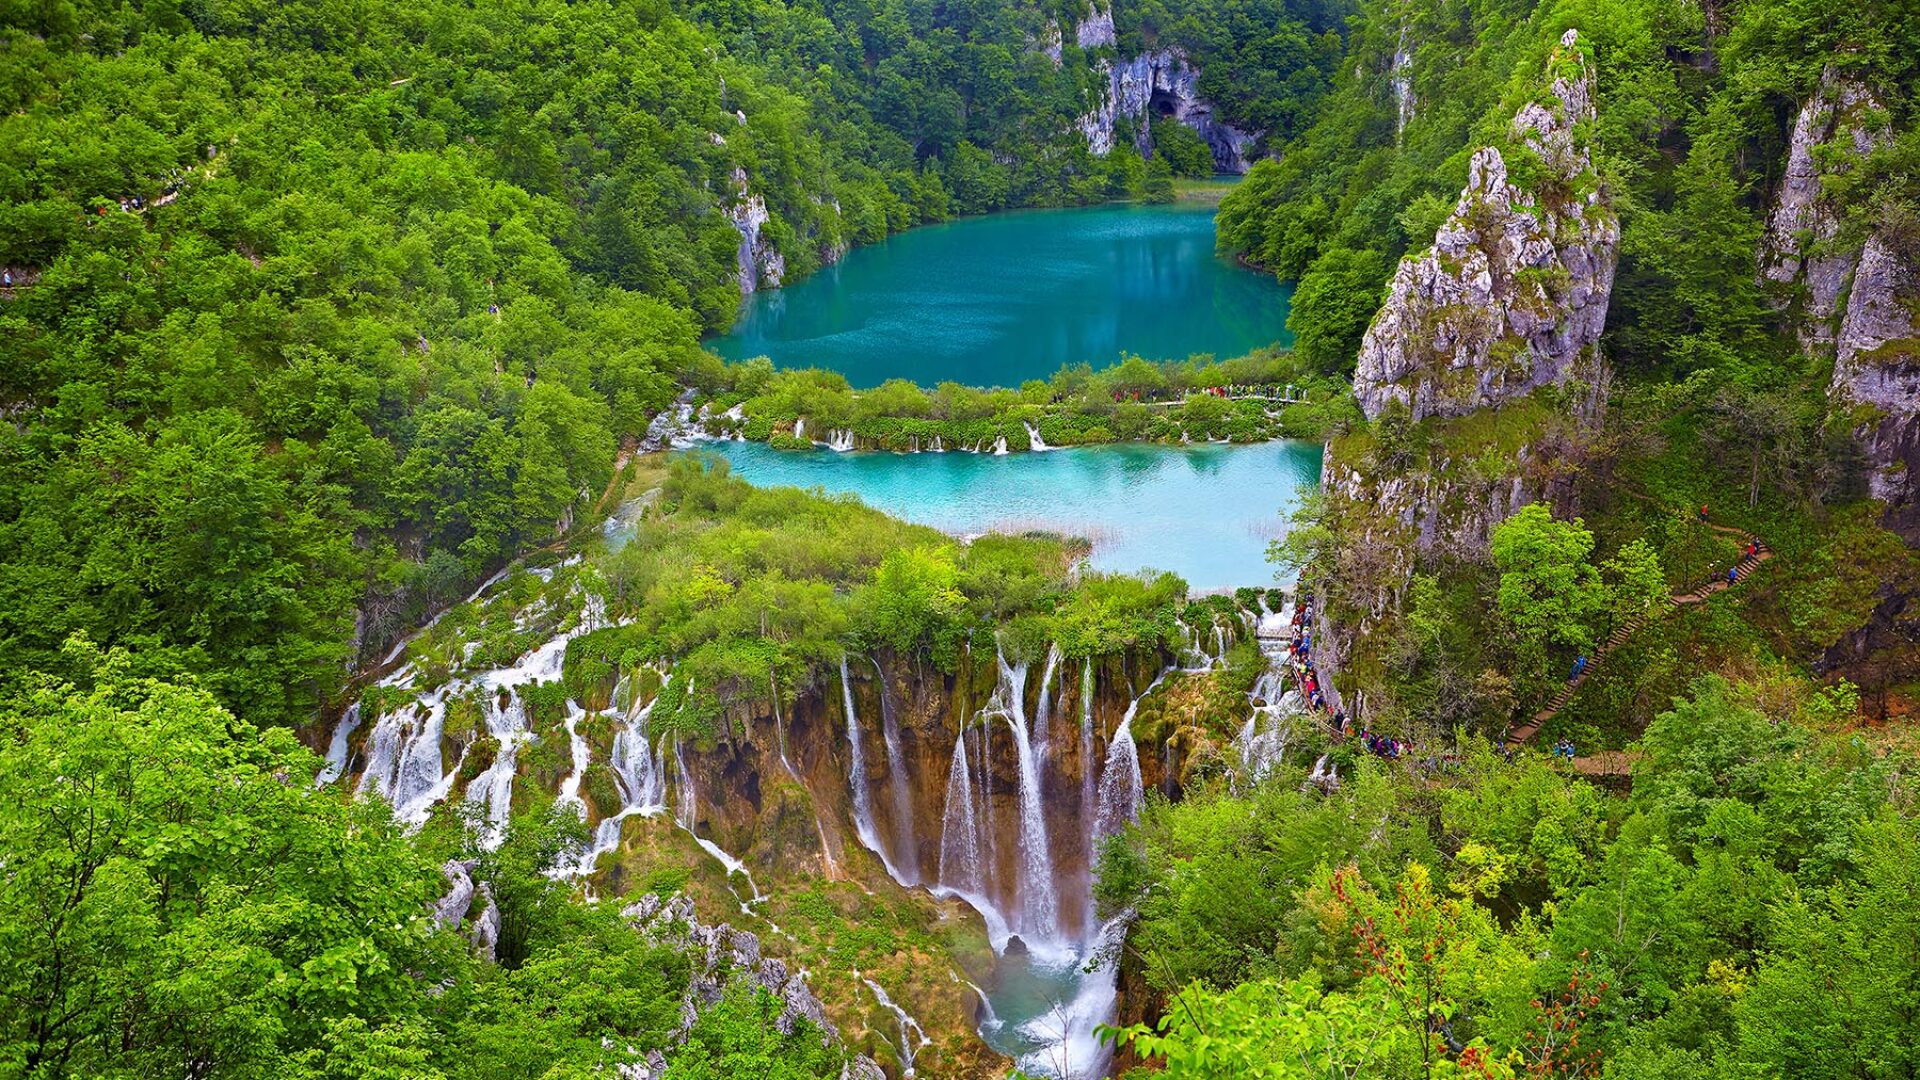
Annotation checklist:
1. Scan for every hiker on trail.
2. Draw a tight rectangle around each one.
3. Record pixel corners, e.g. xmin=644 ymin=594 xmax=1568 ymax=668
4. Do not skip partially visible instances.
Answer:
xmin=1571 ymin=655 xmax=1587 ymax=679
xmin=1699 ymin=504 xmax=1710 ymax=523
xmin=1747 ymin=540 xmax=1757 ymax=559
xmin=1728 ymin=565 xmax=1738 ymax=585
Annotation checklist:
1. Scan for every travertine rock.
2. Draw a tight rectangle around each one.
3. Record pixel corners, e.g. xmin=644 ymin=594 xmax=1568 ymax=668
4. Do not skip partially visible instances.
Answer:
xmin=1760 ymin=68 xmax=1891 ymax=346
xmin=1831 ymin=234 xmax=1920 ymax=540
xmin=1352 ymin=29 xmax=1616 ymax=423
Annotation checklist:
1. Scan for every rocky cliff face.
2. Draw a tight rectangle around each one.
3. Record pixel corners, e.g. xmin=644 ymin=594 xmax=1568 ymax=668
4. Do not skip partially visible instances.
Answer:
xmin=1316 ymin=31 xmax=1611 ymax=716
xmin=1830 ymin=234 xmax=1920 ymax=540
xmin=727 ymin=168 xmax=787 ymax=296
xmin=1074 ymin=3 xmax=1257 ymax=176
xmin=1760 ymin=69 xmax=1891 ymax=346
xmin=1352 ymin=29 xmax=1616 ymax=423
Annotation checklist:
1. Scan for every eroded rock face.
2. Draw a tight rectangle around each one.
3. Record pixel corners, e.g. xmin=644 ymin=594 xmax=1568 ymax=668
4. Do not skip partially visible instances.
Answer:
xmin=1831 ymin=234 xmax=1920 ymax=540
xmin=624 ymin=894 xmax=887 ymax=1080
xmin=1761 ymin=69 xmax=1891 ymax=346
xmin=727 ymin=169 xmax=786 ymax=296
xmin=1352 ymin=29 xmax=1616 ymax=423
xmin=1079 ymin=48 xmax=1257 ymax=173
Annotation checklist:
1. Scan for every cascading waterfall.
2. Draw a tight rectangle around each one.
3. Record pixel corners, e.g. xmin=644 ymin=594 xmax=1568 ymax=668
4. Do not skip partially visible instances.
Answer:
xmin=937 ymin=729 xmax=984 ymax=895
xmin=1023 ymin=421 xmax=1049 ymax=452
xmin=1093 ymin=672 xmax=1164 ymax=842
xmin=318 ymin=702 xmax=361 ymax=786
xmin=842 ymin=655 xmax=909 ymax=883
xmin=1033 ymin=644 xmax=1061 ymax=756
xmin=862 ymin=974 xmax=931 ymax=1078
xmin=992 ymin=435 xmax=1009 ymax=455
xmin=558 ymin=675 xmax=672 ymax=877
xmin=464 ymin=692 xmax=532 ymax=847
xmin=992 ymin=648 xmax=1058 ymax=944
xmin=872 ymin=657 xmax=920 ymax=884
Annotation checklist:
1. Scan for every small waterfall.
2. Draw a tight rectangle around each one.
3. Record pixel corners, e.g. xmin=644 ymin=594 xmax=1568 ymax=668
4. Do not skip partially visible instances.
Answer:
xmin=318 ymin=702 xmax=361 ymax=786
xmin=823 ymin=428 xmax=856 ymax=452
xmin=558 ymin=677 xmax=672 ymax=877
xmin=993 ymin=649 xmax=1058 ymax=943
xmin=772 ymin=674 xmax=797 ymax=778
xmin=992 ymin=435 xmax=1009 ymax=455
xmin=1303 ymin=753 xmax=1337 ymax=790
xmin=1033 ymin=644 xmax=1061 ymax=756
xmin=557 ymin=704 xmax=591 ymax=807
xmin=872 ymin=657 xmax=920 ymax=884
xmin=793 ymin=416 xmax=806 ymax=440
xmin=930 ymin=435 xmax=944 ymax=452
xmin=842 ymin=656 xmax=908 ymax=884
xmin=862 ymin=974 xmax=930 ymax=1077
xmin=939 ymin=730 xmax=984 ymax=894
xmin=1023 ymin=421 xmax=1049 ymax=452
xmin=1093 ymin=673 xmax=1164 ymax=842
xmin=464 ymin=692 xmax=531 ymax=848
xmin=674 ymin=736 xmax=764 ymax=907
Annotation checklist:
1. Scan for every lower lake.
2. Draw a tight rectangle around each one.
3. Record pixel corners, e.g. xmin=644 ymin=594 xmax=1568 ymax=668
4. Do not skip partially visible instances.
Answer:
xmin=695 ymin=439 xmax=1324 ymax=591
xmin=709 ymin=203 xmax=1294 ymax=388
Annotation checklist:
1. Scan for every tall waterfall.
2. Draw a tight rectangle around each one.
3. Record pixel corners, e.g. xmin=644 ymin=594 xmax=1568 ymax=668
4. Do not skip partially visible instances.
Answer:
xmin=842 ymin=655 xmax=909 ymax=883
xmin=993 ymin=649 xmax=1058 ymax=943
xmin=674 ymin=736 xmax=763 ymax=907
xmin=872 ymin=657 xmax=920 ymax=884
xmin=937 ymin=729 xmax=984 ymax=896
xmin=1033 ymin=644 xmax=1061 ymax=755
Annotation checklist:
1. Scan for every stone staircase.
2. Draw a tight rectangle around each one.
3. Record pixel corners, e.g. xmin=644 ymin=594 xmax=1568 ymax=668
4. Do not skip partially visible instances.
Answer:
xmin=1506 ymin=521 xmax=1771 ymax=746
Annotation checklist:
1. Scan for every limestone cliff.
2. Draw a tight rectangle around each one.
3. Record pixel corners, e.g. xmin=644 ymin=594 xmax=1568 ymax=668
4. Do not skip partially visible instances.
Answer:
xmin=1352 ymin=29 xmax=1616 ymax=423
xmin=1315 ymin=30 xmax=1612 ymax=715
xmin=1074 ymin=1 xmax=1257 ymax=174
xmin=1830 ymin=234 xmax=1920 ymax=540
xmin=1760 ymin=69 xmax=1891 ymax=346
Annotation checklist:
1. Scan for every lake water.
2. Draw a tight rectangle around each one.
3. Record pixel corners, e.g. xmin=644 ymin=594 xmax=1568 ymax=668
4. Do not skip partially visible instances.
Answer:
xmin=698 ymin=439 xmax=1323 ymax=591
xmin=710 ymin=204 xmax=1294 ymax=388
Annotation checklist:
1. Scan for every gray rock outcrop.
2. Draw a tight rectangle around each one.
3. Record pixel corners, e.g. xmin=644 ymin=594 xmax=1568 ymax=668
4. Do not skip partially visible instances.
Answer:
xmin=1079 ymin=48 xmax=1257 ymax=173
xmin=1760 ymin=68 xmax=1891 ymax=346
xmin=1830 ymin=234 xmax=1920 ymax=539
xmin=1352 ymin=29 xmax=1616 ymax=423
xmin=624 ymin=893 xmax=886 ymax=1080
xmin=726 ymin=168 xmax=786 ymax=296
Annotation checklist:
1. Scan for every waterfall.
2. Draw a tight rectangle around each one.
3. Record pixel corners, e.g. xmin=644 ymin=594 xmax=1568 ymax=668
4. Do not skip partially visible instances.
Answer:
xmin=930 ymin=436 xmax=944 ymax=452
xmin=862 ymin=974 xmax=930 ymax=1077
xmin=464 ymin=692 xmax=531 ymax=848
xmin=992 ymin=649 xmax=1058 ymax=943
xmin=674 ymin=737 xmax=764 ymax=907
xmin=318 ymin=702 xmax=361 ymax=786
xmin=1033 ymin=644 xmax=1061 ymax=756
xmin=793 ymin=416 xmax=806 ymax=440
xmin=1093 ymin=673 xmax=1164 ymax=843
xmin=992 ymin=435 xmax=1009 ymax=455
xmin=872 ymin=657 xmax=920 ymax=884
xmin=842 ymin=656 xmax=908 ymax=884
xmin=557 ymin=704 xmax=591 ymax=808
xmin=1078 ymin=659 xmax=1098 ymax=928
xmin=827 ymin=428 xmax=856 ymax=452
xmin=938 ymin=729 xmax=984 ymax=896
xmin=558 ymin=676 xmax=671 ymax=877
xmin=1023 ymin=420 xmax=1049 ymax=452
xmin=772 ymin=683 xmax=796 ymax=777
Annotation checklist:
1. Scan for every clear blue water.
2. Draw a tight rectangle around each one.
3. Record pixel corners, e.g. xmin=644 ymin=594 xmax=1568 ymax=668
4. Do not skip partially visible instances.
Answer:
xmin=709 ymin=204 xmax=1294 ymax=389
xmin=696 ymin=439 xmax=1323 ymax=591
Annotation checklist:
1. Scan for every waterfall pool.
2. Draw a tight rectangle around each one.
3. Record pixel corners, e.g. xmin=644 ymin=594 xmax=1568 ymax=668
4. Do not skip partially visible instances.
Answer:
xmin=692 ymin=438 xmax=1323 ymax=591
xmin=709 ymin=203 xmax=1294 ymax=388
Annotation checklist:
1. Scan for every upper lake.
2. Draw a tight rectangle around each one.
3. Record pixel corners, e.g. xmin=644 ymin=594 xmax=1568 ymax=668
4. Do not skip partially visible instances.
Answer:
xmin=709 ymin=203 xmax=1294 ymax=388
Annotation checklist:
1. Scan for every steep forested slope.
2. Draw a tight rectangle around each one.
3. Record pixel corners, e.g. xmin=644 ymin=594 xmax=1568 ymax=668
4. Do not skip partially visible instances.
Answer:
xmin=0 ymin=0 xmax=1346 ymax=723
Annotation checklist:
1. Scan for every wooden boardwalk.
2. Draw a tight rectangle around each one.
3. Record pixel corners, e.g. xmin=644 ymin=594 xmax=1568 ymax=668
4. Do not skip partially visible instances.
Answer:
xmin=1505 ymin=518 xmax=1771 ymax=747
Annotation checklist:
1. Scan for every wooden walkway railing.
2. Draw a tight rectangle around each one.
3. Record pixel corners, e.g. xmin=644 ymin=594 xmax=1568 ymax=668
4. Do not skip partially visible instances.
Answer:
xmin=1505 ymin=519 xmax=1771 ymax=746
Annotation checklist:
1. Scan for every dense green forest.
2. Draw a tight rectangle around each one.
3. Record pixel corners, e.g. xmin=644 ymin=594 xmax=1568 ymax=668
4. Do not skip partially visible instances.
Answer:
xmin=0 ymin=0 xmax=1348 ymax=725
xmin=7 ymin=0 xmax=1920 ymax=1075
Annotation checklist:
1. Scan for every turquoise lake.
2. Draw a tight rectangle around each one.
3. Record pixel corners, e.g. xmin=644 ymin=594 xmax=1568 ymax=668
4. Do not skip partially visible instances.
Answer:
xmin=697 ymin=439 xmax=1323 ymax=590
xmin=710 ymin=203 xmax=1294 ymax=388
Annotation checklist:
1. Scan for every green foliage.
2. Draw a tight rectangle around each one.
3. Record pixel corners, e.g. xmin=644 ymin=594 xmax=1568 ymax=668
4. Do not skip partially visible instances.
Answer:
xmin=1491 ymin=505 xmax=1606 ymax=679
